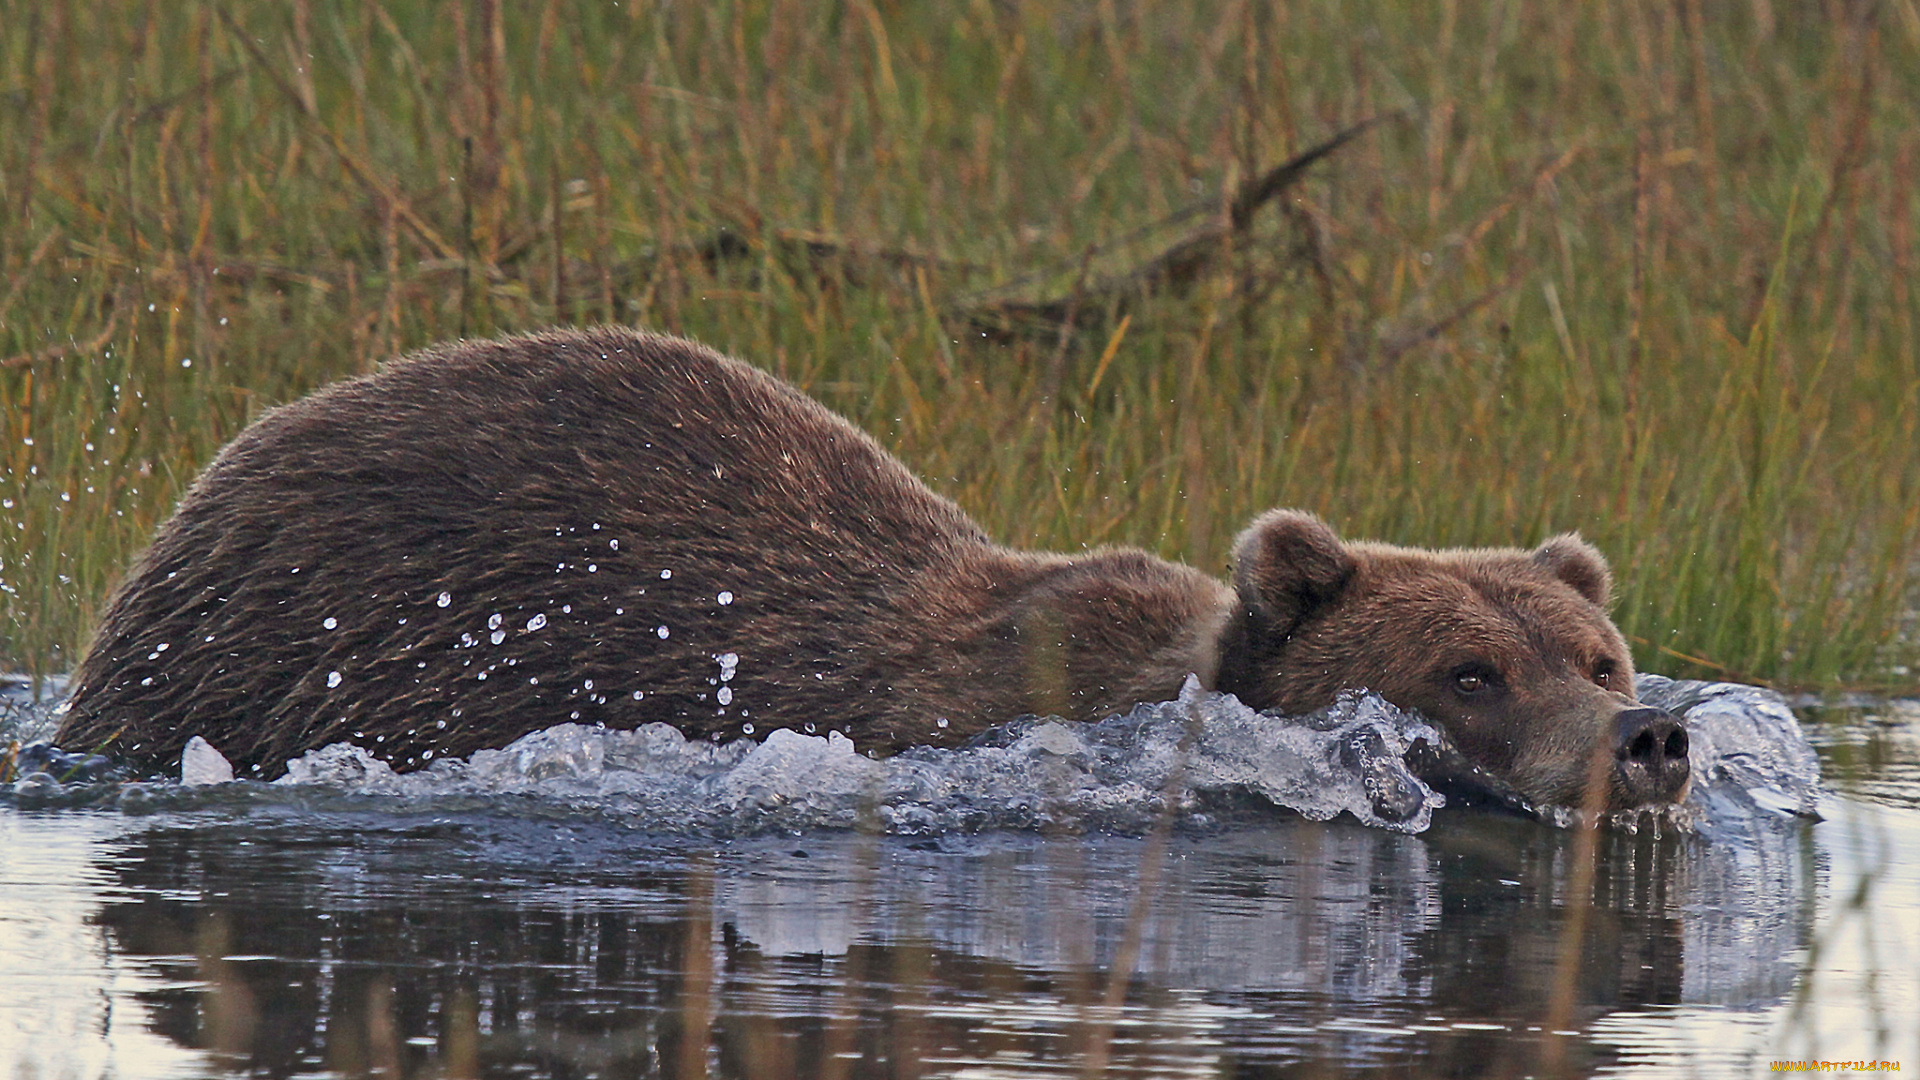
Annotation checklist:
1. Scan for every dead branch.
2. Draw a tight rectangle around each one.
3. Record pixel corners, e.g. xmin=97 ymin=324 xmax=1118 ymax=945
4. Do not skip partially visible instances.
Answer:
xmin=956 ymin=112 xmax=1400 ymax=335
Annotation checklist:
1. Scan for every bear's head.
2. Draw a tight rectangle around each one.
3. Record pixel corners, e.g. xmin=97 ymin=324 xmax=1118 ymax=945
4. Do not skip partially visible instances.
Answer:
xmin=1215 ymin=510 xmax=1690 ymax=811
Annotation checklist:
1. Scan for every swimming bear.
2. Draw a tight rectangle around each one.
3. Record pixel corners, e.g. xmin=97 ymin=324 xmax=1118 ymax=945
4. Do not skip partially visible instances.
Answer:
xmin=57 ymin=327 xmax=1688 ymax=809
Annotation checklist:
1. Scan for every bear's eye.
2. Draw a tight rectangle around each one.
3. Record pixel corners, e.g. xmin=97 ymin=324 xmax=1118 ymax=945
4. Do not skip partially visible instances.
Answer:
xmin=1452 ymin=668 xmax=1491 ymax=695
xmin=1593 ymin=660 xmax=1618 ymax=688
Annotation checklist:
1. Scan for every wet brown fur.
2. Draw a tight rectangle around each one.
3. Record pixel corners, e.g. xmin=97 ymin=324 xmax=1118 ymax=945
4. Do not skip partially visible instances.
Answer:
xmin=1215 ymin=511 xmax=1674 ymax=809
xmin=60 ymin=328 xmax=1679 ymax=807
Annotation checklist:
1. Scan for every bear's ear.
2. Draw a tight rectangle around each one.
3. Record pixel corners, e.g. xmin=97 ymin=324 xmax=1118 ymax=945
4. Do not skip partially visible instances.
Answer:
xmin=1533 ymin=533 xmax=1612 ymax=606
xmin=1231 ymin=510 xmax=1357 ymax=630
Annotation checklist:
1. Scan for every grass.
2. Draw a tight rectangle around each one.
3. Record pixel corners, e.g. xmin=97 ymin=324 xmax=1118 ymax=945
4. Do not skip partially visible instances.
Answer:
xmin=1 ymin=1 xmax=1916 ymax=695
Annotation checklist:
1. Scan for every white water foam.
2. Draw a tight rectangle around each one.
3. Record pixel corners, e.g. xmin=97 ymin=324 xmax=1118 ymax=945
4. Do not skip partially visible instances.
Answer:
xmin=272 ymin=676 xmax=1446 ymax=835
xmin=5 ymin=673 xmax=1825 ymax=838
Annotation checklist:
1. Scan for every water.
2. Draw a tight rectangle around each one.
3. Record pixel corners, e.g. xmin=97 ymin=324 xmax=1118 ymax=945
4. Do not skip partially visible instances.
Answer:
xmin=2 ymin=675 xmax=1915 ymax=1078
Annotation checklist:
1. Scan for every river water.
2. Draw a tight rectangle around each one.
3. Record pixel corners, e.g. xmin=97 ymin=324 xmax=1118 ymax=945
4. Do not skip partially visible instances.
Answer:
xmin=2 ymin=677 xmax=1914 ymax=1079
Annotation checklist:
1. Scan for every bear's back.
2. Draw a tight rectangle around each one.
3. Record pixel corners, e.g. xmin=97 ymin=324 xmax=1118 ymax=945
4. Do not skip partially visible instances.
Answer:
xmin=60 ymin=328 xmax=1006 ymax=775
xmin=215 ymin=328 xmax=986 ymax=557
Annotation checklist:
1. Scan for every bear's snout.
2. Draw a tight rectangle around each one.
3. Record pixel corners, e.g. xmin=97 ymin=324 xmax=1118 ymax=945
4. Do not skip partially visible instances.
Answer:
xmin=1613 ymin=707 xmax=1690 ymax=804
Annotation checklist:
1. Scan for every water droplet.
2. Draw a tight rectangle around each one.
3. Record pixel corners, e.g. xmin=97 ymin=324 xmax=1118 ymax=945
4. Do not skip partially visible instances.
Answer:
xmin=936 ymin=717 xmax=950 ymax=728
xmin=717 ymin=686 xmax=733 ymax=705
xmin=740 ymin=720 xmax=753 ymax=734
xmin=526 ymin=613 xmax=548 ymax=631
xmin=529 ymin=676 xmax=539 ymax=685
xmin=488 ymin=613 xmax=503 ymax=629
xmin=656 ymin=625 xmax=670 ymax=639
xmin=804 ymin=722 xmax=816 ymax=734
xmin=632 ymin=690 xmax=645 ymax=700
xmin=609 ymin=539 xmax=619 ymax=550
xmin=490 ymin=630 xmax=506 ymax=646
xmin=660 ymin=569 xmax=672 ymax=579
xmin=155 ymin=642 xmax=169 ymax=652
xmin=478 ymin=671 xmax=489 ymax=680
xmin=437 ymin=591 xmax=452 ymax=607
xmin=588 ymin=564 xmax=598 ymax=573
xmin=436 ymin=719 xmax=448 ymax=729
xmin=326 ymin=671 xmax=342 ymax=688
xmin=717 ymin=591 xmax=733 ymax=605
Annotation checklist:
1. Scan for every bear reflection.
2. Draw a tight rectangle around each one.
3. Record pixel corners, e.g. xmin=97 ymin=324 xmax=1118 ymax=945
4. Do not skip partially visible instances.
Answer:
xmin=86 ymin=811 xmax=1809 ymax=1079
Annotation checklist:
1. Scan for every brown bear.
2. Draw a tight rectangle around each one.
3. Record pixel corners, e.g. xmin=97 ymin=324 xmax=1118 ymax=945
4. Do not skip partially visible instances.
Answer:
xmin=57 ymin=327 xmax=1688 ymax=810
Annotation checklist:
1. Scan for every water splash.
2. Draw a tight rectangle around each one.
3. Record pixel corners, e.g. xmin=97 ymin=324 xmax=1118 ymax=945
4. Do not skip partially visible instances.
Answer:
xmin=1637 ymin=674 xmax=1824 ymax=831
xmin=260 ymin=676 xmax=1441 ymax=834
xmin=179 ymin=736 xmax=233 ymax=786
xmin=4 ymin=673 xmax=1824 ymax=839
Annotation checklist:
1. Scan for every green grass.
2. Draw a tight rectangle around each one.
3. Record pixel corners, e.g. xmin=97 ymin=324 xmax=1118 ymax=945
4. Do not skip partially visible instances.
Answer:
xmin=1 ymin=1 xmax=1916 ymax=694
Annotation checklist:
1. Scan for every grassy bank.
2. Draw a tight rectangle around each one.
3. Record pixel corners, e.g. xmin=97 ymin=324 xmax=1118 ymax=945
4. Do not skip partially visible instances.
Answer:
xmin=2 ymin=2 xmax=1916 ymax=694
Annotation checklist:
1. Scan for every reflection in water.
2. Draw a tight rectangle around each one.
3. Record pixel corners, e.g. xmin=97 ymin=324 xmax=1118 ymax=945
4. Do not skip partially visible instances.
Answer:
xmin=55 ymin=804 xmax=1819 ymax=1079
xmin=0 ymin=813 xmax=212 ymax=1080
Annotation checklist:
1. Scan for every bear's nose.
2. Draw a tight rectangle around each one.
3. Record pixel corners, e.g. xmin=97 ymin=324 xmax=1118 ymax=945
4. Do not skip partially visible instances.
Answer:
xmin=1613 ymin=707 xmax=1690 ymax=804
